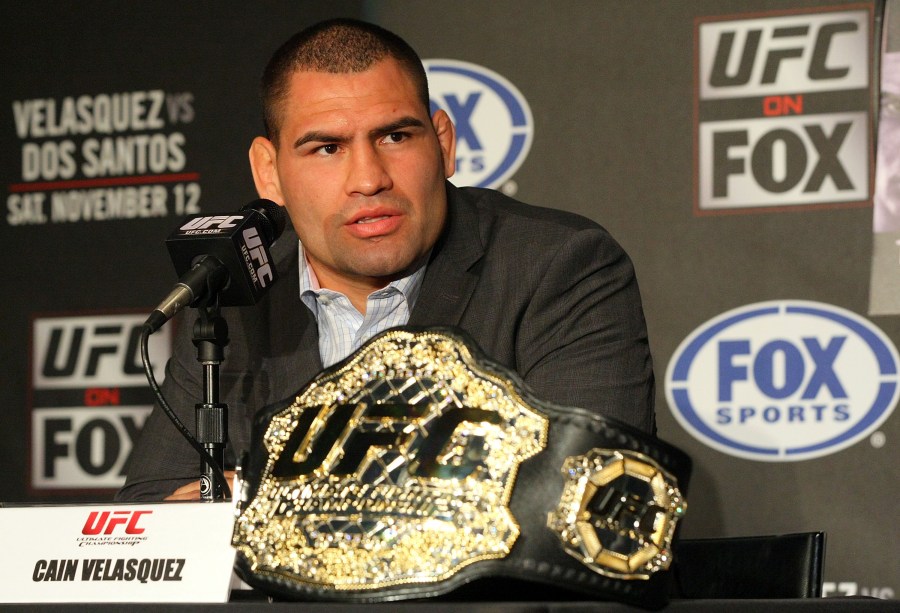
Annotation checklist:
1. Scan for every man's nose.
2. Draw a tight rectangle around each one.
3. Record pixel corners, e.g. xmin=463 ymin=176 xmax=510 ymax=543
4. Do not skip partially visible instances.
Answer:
xmin=345 ymin=144 xmax=392 ymax=196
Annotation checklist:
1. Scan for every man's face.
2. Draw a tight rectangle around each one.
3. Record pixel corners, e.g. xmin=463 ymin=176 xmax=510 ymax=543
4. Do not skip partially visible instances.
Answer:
xmin=250 ymin=59 xmax=456 ymax=291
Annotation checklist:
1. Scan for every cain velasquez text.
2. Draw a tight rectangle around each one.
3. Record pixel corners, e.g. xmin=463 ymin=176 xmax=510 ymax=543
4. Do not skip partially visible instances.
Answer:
xmin=7 ymin=90 xmax=201 ymax=226
xmin=32 ymin=558 xmax=185 ymax=583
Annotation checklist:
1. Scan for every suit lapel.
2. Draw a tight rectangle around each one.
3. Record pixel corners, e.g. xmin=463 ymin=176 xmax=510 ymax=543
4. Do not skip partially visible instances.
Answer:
xmin=258 ymin=230 xmax=323 ymax=404
xmin=409 ymin=185 xmax=485 ymax=327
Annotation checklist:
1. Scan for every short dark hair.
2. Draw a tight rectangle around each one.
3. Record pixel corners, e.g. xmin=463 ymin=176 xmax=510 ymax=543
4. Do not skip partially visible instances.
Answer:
xmin=260 ymin=18 xmax=430 ymax=143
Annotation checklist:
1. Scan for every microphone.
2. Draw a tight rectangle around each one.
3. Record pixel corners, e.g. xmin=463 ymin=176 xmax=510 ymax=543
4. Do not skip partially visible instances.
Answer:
xmin=144 ymin=199 xmax=287 ymax=332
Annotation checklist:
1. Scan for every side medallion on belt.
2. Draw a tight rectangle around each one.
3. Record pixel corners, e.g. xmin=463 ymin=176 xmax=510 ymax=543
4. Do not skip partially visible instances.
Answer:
xmin=547 ymin=448 xmax=686 ymax=580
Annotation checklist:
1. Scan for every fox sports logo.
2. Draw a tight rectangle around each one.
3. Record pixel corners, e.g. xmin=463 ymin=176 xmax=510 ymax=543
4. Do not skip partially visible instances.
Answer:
xmin=665 ymin=301 xmax=899 ymax=461
xmin=424 ymin=59 xmax=533 ymax=189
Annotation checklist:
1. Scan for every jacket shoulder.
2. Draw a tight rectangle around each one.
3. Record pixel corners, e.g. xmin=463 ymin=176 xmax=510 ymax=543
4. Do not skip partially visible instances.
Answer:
xmin=453 ymin=187 xmax=615 ymax=254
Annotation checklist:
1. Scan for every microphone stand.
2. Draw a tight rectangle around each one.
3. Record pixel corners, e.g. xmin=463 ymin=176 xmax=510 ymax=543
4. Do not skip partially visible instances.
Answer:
xmin=191 ymin=298 xmax=230 ymax=502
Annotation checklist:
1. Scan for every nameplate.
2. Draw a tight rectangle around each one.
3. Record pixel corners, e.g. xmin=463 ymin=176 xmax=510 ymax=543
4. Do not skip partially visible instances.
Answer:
xmin=0 ymin=502 xmax=236 ymax=603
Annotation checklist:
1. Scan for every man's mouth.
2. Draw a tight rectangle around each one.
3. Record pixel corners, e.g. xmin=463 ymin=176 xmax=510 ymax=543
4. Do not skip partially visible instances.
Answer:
xmin=355 ymin=215 xmax=391 ymax=224
xmin=345 ymin=211 xmax=402 ymax=238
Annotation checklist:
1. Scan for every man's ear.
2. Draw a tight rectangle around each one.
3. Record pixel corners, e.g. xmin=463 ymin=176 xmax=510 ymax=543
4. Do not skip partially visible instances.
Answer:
xmin=249 ymin=136 xmax=285 ymax=203
xmin=432 ymin=109 xmax=457 ymax=179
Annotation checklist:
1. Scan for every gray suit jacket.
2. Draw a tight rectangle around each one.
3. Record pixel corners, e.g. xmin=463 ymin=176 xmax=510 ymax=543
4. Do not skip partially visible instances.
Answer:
xmin=117 ymin=184 xmax=654 ymax=501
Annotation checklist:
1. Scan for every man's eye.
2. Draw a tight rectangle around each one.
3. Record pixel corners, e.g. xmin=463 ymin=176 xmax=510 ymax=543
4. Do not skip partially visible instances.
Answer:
xmin=384 ymin=132 xmax=407 ymax=144
xmin=317 ymin=144 xmax=339 ymax=155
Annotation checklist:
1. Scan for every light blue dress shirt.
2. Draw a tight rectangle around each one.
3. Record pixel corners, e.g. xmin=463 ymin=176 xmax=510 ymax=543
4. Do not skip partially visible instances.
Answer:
xmin=298 ymin=242 xmax=427 ymax=367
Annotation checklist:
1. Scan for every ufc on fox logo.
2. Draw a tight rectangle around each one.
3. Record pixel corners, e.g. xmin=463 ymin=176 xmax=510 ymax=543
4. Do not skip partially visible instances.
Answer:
xmin=695 ymin=8 xmax=871 ymax=211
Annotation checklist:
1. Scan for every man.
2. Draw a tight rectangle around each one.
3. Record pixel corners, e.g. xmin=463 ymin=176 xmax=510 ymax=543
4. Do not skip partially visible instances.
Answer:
xmin=118 ymin=18 xmax=654 ymax=502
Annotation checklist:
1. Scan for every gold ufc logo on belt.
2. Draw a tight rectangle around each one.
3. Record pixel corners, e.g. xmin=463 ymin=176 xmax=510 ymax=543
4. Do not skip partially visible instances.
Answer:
xmin=233 ymin=329 xmax=548 ymax=591
xmin=548 ymin=449 xmax=686 ymax=580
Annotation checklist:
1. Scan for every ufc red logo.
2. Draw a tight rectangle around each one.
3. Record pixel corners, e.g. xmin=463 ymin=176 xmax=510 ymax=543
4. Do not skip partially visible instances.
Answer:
xmin=81 ymin=510 xmax=151 ymax=535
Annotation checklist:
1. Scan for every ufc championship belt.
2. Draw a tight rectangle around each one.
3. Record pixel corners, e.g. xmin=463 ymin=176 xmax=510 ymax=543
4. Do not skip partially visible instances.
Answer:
xmin=232 ymin=327 xmax=690 ymax=609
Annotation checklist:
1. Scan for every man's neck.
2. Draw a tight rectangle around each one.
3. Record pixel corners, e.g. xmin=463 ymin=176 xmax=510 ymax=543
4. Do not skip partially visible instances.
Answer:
xmin=307 ymin=266 xmax=383 ymax=315
xmin=303 ymin=250 xmax=431 ymax=316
